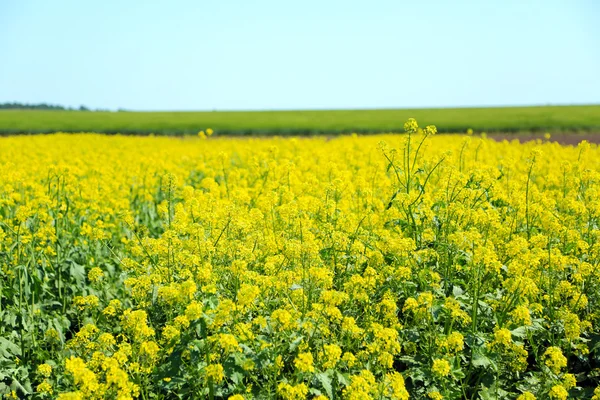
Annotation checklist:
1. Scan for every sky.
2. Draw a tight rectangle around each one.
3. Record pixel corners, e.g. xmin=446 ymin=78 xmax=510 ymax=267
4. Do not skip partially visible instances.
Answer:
xmin=0 ymin=0 xmax=599 ymax=111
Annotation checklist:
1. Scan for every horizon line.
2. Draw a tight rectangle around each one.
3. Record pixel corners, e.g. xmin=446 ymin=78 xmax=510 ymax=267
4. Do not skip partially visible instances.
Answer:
xmin=2 ymin=102 xmax=599 ymax=113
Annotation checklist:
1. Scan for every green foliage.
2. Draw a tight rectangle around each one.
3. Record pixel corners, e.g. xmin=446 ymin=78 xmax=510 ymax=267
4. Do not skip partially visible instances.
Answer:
xmin=0 ymin=105 xmax=599 ymax=135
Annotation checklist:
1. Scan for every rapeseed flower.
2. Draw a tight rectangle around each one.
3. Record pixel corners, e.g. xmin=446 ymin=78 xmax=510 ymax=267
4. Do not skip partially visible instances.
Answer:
xmin=3 ymin=125 xmax=600 ymax=398
xmin=544 ymin=347 xmax=567 ymax=374
xmin=294 ymin=352 xmax=314 ymax=373
xmin=432 ymin=359 xmax=451 ymax=377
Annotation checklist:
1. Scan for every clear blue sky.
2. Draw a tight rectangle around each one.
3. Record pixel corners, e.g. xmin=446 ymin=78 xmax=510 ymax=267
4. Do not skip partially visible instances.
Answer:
xmin=1 ymin=0 xmax=598 ymax=111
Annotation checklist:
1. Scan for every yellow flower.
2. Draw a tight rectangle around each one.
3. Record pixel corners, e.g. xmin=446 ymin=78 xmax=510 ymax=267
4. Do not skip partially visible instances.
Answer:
xmin=102 ymin=299 xmax=122 ymax=317
xmin=98 ymin=333 xmax=116 ymax=348
xmin=139 ymin=341 xmax=160 ymax=361
xmin=548 ymin=385 xmax=568 ymax=400
xmin=218 ymin=333 xmax=241 ymax=354
xmin=562 ymin=311 xmax=581 ymax=340
xmin=511 ymin=305 xmax=532 ymax=326
xmin=185 ymin=301 xmax=203 ymax=320
xmin=428 ymin=391 xmax=444 ymax=400
xmin=174 ymin=315 xmax=190 ymax=329
xmin=36 ymin=380 xmax=53 ymax=394
xmin=562 ymin=373 xmax=576 ymax=390
xmin=424 ymin=125 xmax=437 ymax=136
xmin=343 ymin=370 xmax=376 ymax=399
xmin=271 ymin=309 xmax=294 ymax=331
xmin=516 ymin=392 xmax=536 ymax=400
xmin=493 ymin=328 xmax=512 ymax=346
xmin=44 ymin=328 xmax=60 ymax=342
xmin=277 ymin=382 xmax=309 ymax=400
xmin=3 ymin=391 xmax=18 ymax=400
xmin=275 ymin=354 xmax=284 ymax=373
xmin=206 ymin=363 xmax=225 ymax=383
xmin=443 ymin=297 xmax=471 ymax=325
xmin=64 ymin=356 xmax=101 ymax=395
xmin=403 ymin=297 xmax=418 ymax=313
xmin=37 ymin=363 xmax=52 ymax=377
xmin=87 ymin=267 xmax=104 ymax=283
xmin=73 ymin=295 xmax=99 ymax=311
xmin=322 ymin=344 xmax=342 ymax=369
xmin=404 ymin=118 xmax=419 ymax=133
xmin=386 ymin=372 xmax=409 ymax=400
xmin=294 ymin=352 xmax=314 ymax=373
xmin=544 ymin=347 xmax=567 ymax=374
xmin=432 ymin=359 xmax=451 ymax=377
xmin=237 ymin=283 xmax=260 ymax=308
xmin=57 ymin=393 xmax=83 ymax=400
xmin=342 ymin=352 xmax=356 ymax=367
xmin=162 ymin=325 xmax=181 ymax=343
xmin=445 ymin=331 xmax=464 ymax=353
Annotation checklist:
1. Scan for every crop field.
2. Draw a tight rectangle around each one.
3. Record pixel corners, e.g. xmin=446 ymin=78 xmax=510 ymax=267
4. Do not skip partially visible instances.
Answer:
xmin=1 ymin=121 xmax=600 ymax=399
xmin=1 ymin=105 xmax=600 ymax=136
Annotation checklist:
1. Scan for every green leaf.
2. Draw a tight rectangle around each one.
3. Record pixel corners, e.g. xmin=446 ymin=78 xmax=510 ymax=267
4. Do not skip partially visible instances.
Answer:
xmin=478 ymin=384 xmax=509 ymax=400
xmin=453 ymin=285 xmax=465 ymax=297
xmin=288 ymin=336 xmax=304 ymax=352
xmin=510 ymin=326 xmax=528 ymax=339
xmin=230 ymin=371 xmax=244 ymax=385
xmin=316 ymin=372 xmax=333 ymax=398
xmin=472 ymin=351 xmax=492 ymax=368
xmin=69 ymin=261 xmax=86 ymax=284
xmin=0 ymin=338 xmax=21 ymax=358
xmin=336 ymin=371 xmax=350 ymax=387
xmin=10 ymin=378 xmax=31 ymax=396
xmin=478 ymin=386 xmax=496 ymax=400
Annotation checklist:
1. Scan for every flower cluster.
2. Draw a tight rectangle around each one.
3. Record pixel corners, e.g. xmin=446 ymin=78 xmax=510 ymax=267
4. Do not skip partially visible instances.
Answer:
xmin=0 ymin=121 xmax=599 ymax=399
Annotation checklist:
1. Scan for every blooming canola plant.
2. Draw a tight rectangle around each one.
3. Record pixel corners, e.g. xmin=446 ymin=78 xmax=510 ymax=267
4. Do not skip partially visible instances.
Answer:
xmin=0 ymin=120 xmax=599 ymax=399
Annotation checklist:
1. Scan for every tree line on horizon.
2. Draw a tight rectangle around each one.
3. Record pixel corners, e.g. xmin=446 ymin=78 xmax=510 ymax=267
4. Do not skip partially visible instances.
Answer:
xmin=0 ymin=102 xmax=115 ymax=111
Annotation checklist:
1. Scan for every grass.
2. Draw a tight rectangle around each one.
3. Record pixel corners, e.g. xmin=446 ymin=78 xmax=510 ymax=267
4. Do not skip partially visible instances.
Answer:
xmin=1 ymin=105 xmax=599 ymax=135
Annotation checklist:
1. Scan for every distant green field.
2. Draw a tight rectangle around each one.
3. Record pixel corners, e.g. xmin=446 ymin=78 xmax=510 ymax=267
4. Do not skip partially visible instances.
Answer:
xmin=1 ymin=105 xmax=599 ymax=135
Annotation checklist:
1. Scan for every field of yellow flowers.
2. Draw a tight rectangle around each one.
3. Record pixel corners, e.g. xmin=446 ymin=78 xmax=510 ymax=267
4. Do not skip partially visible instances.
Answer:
xmin=1 ymin=120 xmax=600 ymax=400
